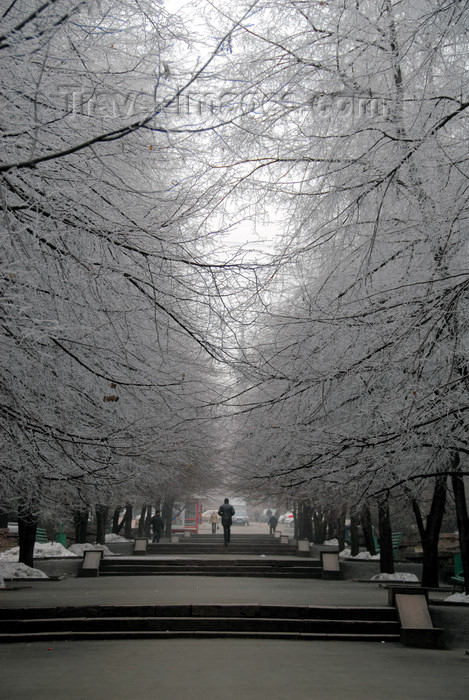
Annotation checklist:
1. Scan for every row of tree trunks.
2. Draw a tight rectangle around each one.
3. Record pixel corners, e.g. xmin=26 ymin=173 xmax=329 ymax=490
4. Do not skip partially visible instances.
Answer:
xmin=112 ymin=504 xmax=133 ymax=539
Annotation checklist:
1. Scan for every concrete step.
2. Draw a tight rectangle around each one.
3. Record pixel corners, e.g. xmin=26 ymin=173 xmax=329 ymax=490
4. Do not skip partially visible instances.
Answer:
xmin=102 ymin=558 xmax=321 ymax=567
xmin=0 ymin=630 xmax=402 ymax=643
xmin=0 ymin=604 xmax=400 ymax=643
xmin=145 ymin=546 xmax=299 ymax=555
xmin=100 ymin=569 xmax=322 ymax=578
xmin=0 ymin=603 xmax=400 ymax=620
xmin=0 ymin=617 xmax=400 ymax=635
xmin=99 ymin=558 xmax=322 ymax=578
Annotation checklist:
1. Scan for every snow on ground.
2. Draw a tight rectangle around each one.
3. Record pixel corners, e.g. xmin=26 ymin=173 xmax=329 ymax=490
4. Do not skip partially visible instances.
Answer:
xmin=444 ymin=592 xmax=469 ymax=604
xmin=0 ymin=540 xmax=121 ymax=562
xmin=0 ymin=540 xmax=121 ymax=587
xmin=339 ymin=547 xmax=380 ymax=560
xmin=370 ymin=572 xmax=419 ymax=582
xmin=0 ymin=562 xmax=49 ymax=589
xmin=105 ymin=533 xmax=131 ymax=543
xmin=68 ymin=543 xmax=117 ymax=557
xmin=0 ymin=542 xmax=79 ymax=561
xmin=323 ymin=538 xmax=339 ymax=546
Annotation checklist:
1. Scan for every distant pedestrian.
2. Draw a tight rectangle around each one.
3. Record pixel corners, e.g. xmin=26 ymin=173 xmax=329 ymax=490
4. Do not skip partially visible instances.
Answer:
xmin=210 ymin=510 xmax=218 ymax=534
xmin=268 ymin=513 xmax=278 ymax=535
xmin=151 ymin=510 xmax=164 ymax=543
xmin=218 ymin=498 xmax=235 ymax=546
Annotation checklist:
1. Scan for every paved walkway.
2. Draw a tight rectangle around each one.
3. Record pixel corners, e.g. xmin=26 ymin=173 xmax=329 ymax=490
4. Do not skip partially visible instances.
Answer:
xmin=1 ymin=567 xmax=468 ymax=699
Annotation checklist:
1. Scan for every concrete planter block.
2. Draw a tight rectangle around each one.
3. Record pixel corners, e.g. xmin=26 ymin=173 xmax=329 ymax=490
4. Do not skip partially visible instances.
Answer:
xmin=395 ymin=593 xmax=445 ymax=649
xmin=133 ymin=537 xmax=148 ymax=554
xmin=274 ymin=531 xmax=281 ymax=539
xmin=321 ymin=551 xmax=343 ymax=580
xmin=171 ymin=534 xmax=179 ymax=543
xmin=280 ymin=535 xmax=289 ymax=544
xmin=297 ymin=539 xmax=311 ymax=556
xmin=78 ymin=549 xmax=103 ymax=577
xmin=184 ymin=530 xmax=191 ymax=538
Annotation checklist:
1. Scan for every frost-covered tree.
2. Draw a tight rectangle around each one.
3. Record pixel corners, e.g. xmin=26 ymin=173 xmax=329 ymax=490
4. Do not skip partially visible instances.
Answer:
xmin=0 ymin=0 xmax=258 ymax=563
xmin=197 ymin=0 xmax=469 ymax=587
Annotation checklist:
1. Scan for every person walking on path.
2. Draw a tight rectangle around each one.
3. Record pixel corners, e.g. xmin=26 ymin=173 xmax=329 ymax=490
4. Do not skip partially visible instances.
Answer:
xmin=218 ymin=498 xmax=235 ymax=546
xmin=268 ymin=512 xmax=278 ymax=535
xmin=151 ymin=510 xmax=164 ymax=543
xmin=209 ymin=511 xmax=218 ymax=534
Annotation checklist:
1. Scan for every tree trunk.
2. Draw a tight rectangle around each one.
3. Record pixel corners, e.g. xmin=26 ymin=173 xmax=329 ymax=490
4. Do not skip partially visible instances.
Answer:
xmin=144 ymin=506 xmax=152 ymax=538
xmin=325 ymin=508 xmax=337 ymax=541
xmin=336 ymin=504 xmax=347 ymax=552
xmin=377 ymin=495 xmax=394 ymax=574
xmin=350 ymin=512 xmax=360 ymax=557
xmin=451 ymin=454 xmax=469 ymax=594
xmin=138 ymin=506 xmax=147 ymax=536
xmin=95 ymin=504 xmax=108 ymax=544
xmin=297 ymin=502 xmax=313 ymax=540
xmin=112 ymin=508 xmax=120 ymax=534
xmin=73 ymin=509 xmax=89 ymax=544
xmin=361 ymin=503 xmax=376 ymax=556
xmin=312 ymin=507 xmax=326 ymax=544
xmin=112 ymin=508 xmax=130 ymax=535
xmin=417 ymin=474 xmax=447 ymax=588
xmin=18 ymin=505 xmax=38 ymax=568
xmin=411 ymin=498 xmax=425 ymax=540
xmin=162 ymin=498 xmax=174 ymax=537
xmin=123 ymin=504 xmax=133 ymax=540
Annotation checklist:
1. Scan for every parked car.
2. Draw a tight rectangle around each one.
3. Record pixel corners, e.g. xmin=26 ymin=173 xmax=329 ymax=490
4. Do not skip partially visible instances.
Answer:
xmin=278 ymin=512 xmax=294 ymax=526
xmin=232 ymin=509 xmax=249 ymax=526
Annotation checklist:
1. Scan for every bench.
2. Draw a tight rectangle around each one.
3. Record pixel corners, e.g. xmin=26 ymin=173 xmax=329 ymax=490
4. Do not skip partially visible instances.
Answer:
xmin=451 ymin=552 xmax=464 ymax=593
xmin=373 ymin=528 xmax=402 ymax=558
xmin=35 ymin=527 xmax=48 ymax=543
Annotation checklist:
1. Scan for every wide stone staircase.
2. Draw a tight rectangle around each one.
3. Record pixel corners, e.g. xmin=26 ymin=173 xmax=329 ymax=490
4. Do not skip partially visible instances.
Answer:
xmin=0 ymin=603 xmax=401 ymax=643
xmin=100 ymin=533 xmax=320 ymax=579
xmin=0 ymin=532 xmax=408 ymax=645
xmin=147 ymin=533 xmax=299 ymax=555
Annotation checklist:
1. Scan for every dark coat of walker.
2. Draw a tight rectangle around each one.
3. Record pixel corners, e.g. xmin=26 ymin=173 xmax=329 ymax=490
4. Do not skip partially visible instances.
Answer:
xmin=218 ymin=498 xmax=235 ymax=545
xmin=151 ymin=512 xmax=164 ymax=543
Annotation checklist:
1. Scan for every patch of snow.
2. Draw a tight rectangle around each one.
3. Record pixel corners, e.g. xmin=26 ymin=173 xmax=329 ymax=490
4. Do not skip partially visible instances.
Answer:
xmin=444 ymin=592 xmax=469 ymax=604
xmin=339 ymin=548 xmax=380 ymax=560
xmin=105 ymin=533 xmax=131 ymax=543
xmin=0 ymin=542 xmax=79 ymax=561
xmin=370 ymin=572 xmax=419 ymax=582
xmin=0 ymin=562 xmax=49 ymax=588
xmin=323 ymin=538 xmax=339 ymax=546
xmin=68 ymin=543 xmax=116 ymax=557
